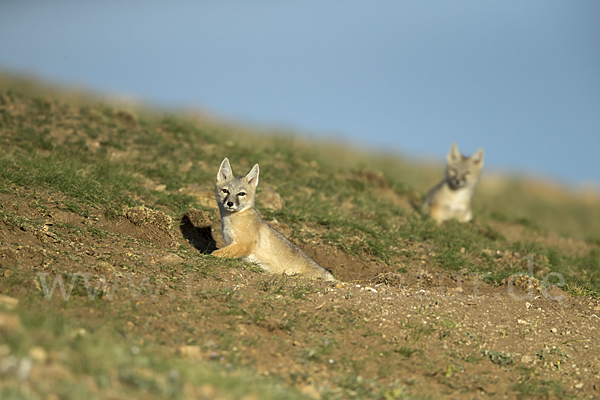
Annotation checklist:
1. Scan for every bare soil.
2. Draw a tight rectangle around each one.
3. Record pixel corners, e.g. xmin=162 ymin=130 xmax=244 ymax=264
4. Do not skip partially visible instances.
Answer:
xmin=1 ymin=187 xmax=600 ymax=399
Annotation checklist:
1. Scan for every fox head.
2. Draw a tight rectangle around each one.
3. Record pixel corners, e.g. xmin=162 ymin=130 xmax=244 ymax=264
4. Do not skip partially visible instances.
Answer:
xmin=215 ymin=158 xmax=259 ymax=213
xmin=445 ymin=143 xmax=484 ymax=190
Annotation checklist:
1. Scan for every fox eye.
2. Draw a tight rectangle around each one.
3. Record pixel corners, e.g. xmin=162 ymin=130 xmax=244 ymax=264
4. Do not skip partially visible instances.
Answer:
xmin=238 ymin=192 xmax=246 ymax=197
xmin=222 ymin=189 xmax=229 ymax=194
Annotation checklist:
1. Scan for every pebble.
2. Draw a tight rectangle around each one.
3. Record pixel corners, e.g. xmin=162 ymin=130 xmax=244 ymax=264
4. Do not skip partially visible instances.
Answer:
xmin=16 ymin=358 xmax=32 ymax=381
xmin=178 ymin=345 xmax=202 ymax=359
xmin=301 ymin=384 xmax=320 ymax=399
xmin=0 ymin=355 xmax=18 ymax=374
xmin=0 ymin=295 xmax=18 ymax=310
xmin=28 ymin=346 xmax=48 ymax=363
xmin=521 ymin=355 xmax=534 ymax=363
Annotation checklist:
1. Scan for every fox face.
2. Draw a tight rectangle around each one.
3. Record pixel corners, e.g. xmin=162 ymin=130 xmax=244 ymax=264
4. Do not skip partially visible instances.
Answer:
xmin=215 ymin=158 xmax=259 ymax=213
xmin=445 ymin=143 xmax=484 ymax=190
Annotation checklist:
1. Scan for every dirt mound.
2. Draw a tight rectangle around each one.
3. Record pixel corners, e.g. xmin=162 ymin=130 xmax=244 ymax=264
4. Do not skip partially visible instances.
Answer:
xmin=302 ymin=244 xmax=391 ymax=282
xmin=106 ymin=206 xmax=176 ymax=247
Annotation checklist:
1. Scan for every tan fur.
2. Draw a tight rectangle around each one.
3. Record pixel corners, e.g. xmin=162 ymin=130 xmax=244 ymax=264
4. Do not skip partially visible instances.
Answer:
xmin=421 ymin=143 xmax=484 ymax=223
xmin=212 ymin=158 xmax=334 ymax=281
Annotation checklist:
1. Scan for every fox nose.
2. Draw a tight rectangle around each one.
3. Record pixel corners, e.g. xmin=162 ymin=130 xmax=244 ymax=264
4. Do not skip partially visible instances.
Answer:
xmin=227 ymin=201 xmax=234 ymax=207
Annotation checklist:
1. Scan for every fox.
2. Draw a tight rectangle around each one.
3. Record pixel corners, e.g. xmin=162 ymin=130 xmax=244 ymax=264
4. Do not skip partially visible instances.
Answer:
xmin=211 ymin=158 xmax=335 ymax=281
xmin=421 ymin=143 xmax=484 ymax=224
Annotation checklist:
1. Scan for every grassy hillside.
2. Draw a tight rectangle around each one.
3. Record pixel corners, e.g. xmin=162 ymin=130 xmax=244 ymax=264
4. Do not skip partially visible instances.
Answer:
xmin=0 ymin=75 xmax=599 ymax=399
xmin=1 ymin=78 xmax=598 ymax=287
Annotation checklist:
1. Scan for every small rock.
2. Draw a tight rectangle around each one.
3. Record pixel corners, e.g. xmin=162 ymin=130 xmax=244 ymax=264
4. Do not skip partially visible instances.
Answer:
xmin=521 ymin=355 xmax=534 ymax=363
xmin=550 ymin=328 xmax=557 ymax=333
xmin=30 ymin=363 xmax=74 ymax=383
xmin=575 ymin=382 xmax=584 ymax=389
xmin=72 ymin=328 xmax=87 ymax=338
xmin=179 ymin=161 xmax=193 ymax=173
xmin=16 ymin=358 xmax=32 ymax=381
xmin=301 ymin=384 xmax=321 ymax=399
xmin=543 ymin=285 xmax=565 ymax=300
xmin=28 ymin=346 xmax=48 ymax=363
xmin=169 ymin=369 xmax=180 ymax=381
xmin=0 ymin=295 xmax=18 ymax=310
xmin=0 ymin=313 xmax=21 ymax=333
xmin=178 ymin=345 xmax=202 ymax=359
xmin=0 ymin=355 xmax=18 ymax=373
xmin=161 ymin=253 xmax=184 ymax=265
xmin=124 ymin=206 xmax=172 ymax=229
xmin=257 ymin=188 xmax=285 ymax=211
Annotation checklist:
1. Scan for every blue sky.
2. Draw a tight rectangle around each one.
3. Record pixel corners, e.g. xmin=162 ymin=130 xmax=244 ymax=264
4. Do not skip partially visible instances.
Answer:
xmin=1 ymin=1 xmax=599 ymax=186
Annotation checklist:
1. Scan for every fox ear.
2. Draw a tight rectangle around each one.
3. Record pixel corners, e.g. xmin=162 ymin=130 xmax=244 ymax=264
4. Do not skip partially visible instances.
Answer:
xmin=217 ymin=158 xmax=233 ymax=182
xmin=471 ymin=148 xmax=484 ymax=167
xmin=246 ymin=164 xmax=260 ymax=187
xmin=447 ymin=142 xmax=461 ymax=163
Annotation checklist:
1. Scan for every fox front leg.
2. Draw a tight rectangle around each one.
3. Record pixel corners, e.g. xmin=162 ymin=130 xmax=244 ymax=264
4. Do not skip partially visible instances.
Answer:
xmin=212 ymin=242 xmax=252 ymax=258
